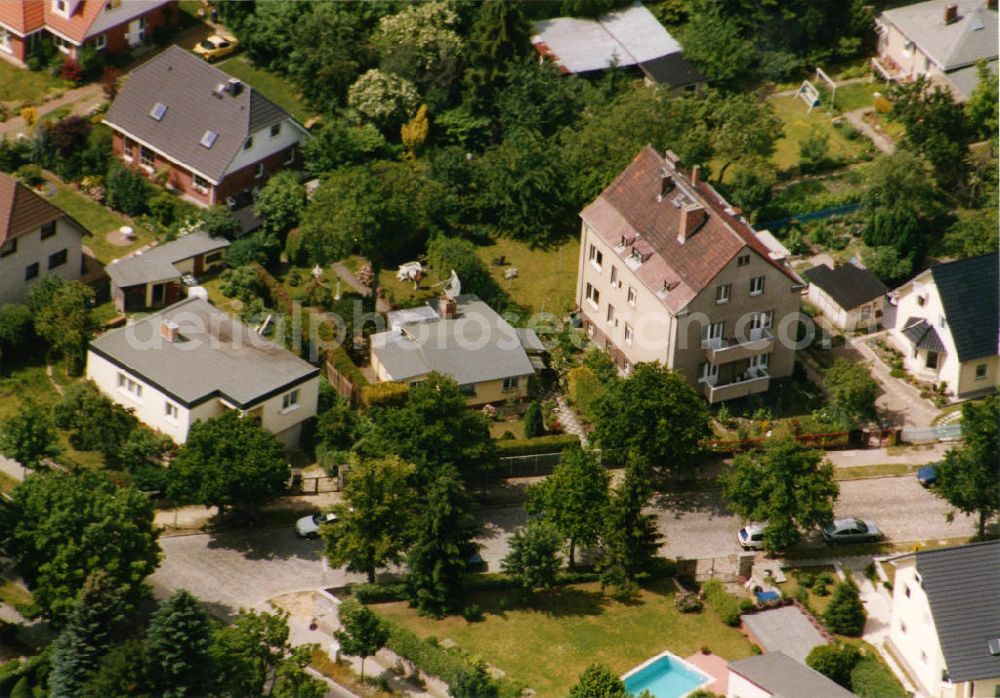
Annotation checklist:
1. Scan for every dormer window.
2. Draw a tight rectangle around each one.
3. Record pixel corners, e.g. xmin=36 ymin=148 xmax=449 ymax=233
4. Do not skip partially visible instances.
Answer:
xmin=244 ymin=136 xmax=254 ymax=150
xmin=270 ymin=123 xmax=281 ymax=138
xmin=150 ymin=102 xmax=167 ymax=121
xmin=55 ymin=0 xmax=67 ymax=13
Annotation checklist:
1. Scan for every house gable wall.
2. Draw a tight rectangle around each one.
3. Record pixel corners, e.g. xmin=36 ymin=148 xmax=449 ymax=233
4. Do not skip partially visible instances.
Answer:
xmin=888 ymin=558 xmax=949 ymax=696
xmin=0 ymin=216 xmax=83 ymax=304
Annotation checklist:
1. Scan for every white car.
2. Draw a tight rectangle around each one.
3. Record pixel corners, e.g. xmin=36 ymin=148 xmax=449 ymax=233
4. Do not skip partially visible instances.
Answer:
xmin=294 ymin=511 xmax=337 ymax=538
xmin=738 ymin=522 xmax=767 ymax=550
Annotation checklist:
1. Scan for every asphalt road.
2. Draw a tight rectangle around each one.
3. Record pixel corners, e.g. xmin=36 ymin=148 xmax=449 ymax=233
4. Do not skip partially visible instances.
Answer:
xmin=151 ymin=475 xmax=976 ymax=615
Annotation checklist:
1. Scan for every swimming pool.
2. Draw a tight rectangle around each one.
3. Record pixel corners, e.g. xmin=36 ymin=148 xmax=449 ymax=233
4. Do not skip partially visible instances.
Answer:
xmin=622 ymin=651 xmax=711 ymax=698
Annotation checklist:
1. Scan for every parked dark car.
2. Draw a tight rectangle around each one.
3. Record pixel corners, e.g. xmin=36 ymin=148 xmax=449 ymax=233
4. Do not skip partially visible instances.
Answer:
xmin=917 ymin=464 xmax=938 ymax=487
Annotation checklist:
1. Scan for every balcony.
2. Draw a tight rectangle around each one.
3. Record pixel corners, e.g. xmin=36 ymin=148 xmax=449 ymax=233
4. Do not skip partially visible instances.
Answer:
xmin=702 ymin=328 xmax=774 ymax=365
xmin=700 ymin=368 xmax=770 ymax=403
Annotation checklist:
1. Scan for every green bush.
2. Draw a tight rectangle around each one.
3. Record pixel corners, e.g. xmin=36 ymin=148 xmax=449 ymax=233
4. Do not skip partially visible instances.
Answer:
xmin=148 ymin=192 xmax=177 ymax=227
xmin=495 ymin=434 xmax=581 ymax=457
xmin=523 ymin=401 xmax=543 ymax=439
xmin=823 ymin=581 xmax=866 ymax=636
xmin=105 ymin=162 xmax=150 ymax=216
xmin=352 ymin=583 xmax=408 ymax=604
xmin=702 ymin=579 xmax=744 ymax=627
xmin=850 ymin=656 xmax=908 ymax=698
xmin=806 ymin=642 xmax=861 ymax=688
xmin=361 ymin=382 xmax=410 ymax=409
xmin=566 ymin=365 xmax=606 ymax=421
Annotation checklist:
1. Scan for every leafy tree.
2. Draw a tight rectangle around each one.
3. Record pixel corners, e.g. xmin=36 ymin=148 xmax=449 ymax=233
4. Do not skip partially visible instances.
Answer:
xmin=81 ymin=638 xmax=149 ymax=698
xmin=37 ymin=115 xmax=91 ymax=179
xmin=348 ymin=69 xmax=421 ymax=132
xmin=425 ymin=235 xmax=508 ymax=309
xmin=941 ymin=205 xmax=999 ymax=258
xmin=0 ymin=303 xmax=34 ymax=359
xmin=219 ymin=265 xmax=261 ymax=303
xmin=497 ymin=58 xmax=584 ymax=138
xmin=315 ymin=395 xmax=359 ymax=455
xmin=824 ymin=358 xmax=880 ymax=425
xmin=211 ymin=609 xmax=319 ymax=698
xmin=527 ymin=447 xmax=609 ymax=567
xmin=253 ymin=170 xmax=305 ymax=236
xmin=0 ymin=399 xmax=60 ymax=469
xmin=334 ymin=600 xmax=389 ymax=681
xmin=225 ymin=231 xmax=280 ymax=269
xmin=168 ymin=411 xmax=288 ymax=515
xmin=806 ymin=642 xmax=861 ymax=688
xmin=373 ymin=1 xmax=464 ymax=98
xmin=523 ymin=401 xmax=543 ymax=439
xmin=709 ymin=92 xmax=783 ymax=181
xmin=568 ymin=663 xmax=628 ymax=698
xmin=799 ymin=127 xmax=830 ymax=173
xmin=406 ymin=464 xmax=479 ymax=617
xmin=823 ymin=581 xmax=866 ymax=636
xmin=5 ymin=470 xmax=160 ymax=623
xmin=199 ymin=205 xmax=240 ymax=239
xmin=599 ymin=455 xmax=662 ymax=588
xmin=678 ymin=6 xmax=755 ymax=88
xmin=49 ymin=572 xmax=125 ymax=697
xmin=240 ymin=1 xmax=308 ymax=71
xmin=286 ymin=3 xmax=367 ymax=115
xmin=301 ymin=119 xmax=389 ymax=175
xmin=889 ymin=76 xmax=970 ymax=188
xmin=464 ymin=0 xmax=532 ymax=109
xmin=861 ymin=245 xmax=914 ymax=286
xmin=358 ymin=373 xmax=497 ymax=483
xmin=502 ymin=520 xmax=563 ymax=592
xmin=725 ymin=160 xmax=776 ymax=220
xmin=146 ymin=590 xmax=215 ymax=697
xmin=450 ymin=659 xmax=500 ymax=698
xmin=270 ymin=649 xmax=326 ymax=698
xmin=720 ymin=439 xmax=838 ymax=551
xmin=862 ymin=206 xmax=925 ymax=264
xmin=105 ymin=162 xmax=150 ymax=216
xmin=863 ymin=151 xmax=942 ymax=221
xmin=30 ymin=277 xmax=93 ymax=374
xmin=401 ymin=104 xmax=430 ymax=158
xmin=592 ymin=362 xmax=711 ymax=472
xmin=324 ymin=456 xmax=416 ymax=583
xmin=965 ymin=61 xmax=999 ymax=145
xmin=934 ymin=395 xmax=1000 ymax=537
xmin=476 ymin=128 xmax=571 ymax=244
xmin=299 ymin=161 xmax=444 ymax=267
xmin=53 ymin=380 xmax=139 ymax=462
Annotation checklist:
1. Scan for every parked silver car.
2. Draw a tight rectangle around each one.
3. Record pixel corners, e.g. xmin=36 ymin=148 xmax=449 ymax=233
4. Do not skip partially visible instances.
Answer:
xmin=821 ymin=518 xmax=883 ymax=544
xmin=738 ymin=522 xmax=768 ymax=550
xmin=294 ymin=511 xmax=337 ymax=538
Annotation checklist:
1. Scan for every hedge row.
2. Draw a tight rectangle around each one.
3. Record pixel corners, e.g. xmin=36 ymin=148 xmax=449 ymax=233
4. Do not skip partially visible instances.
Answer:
xmin=495 ymin=433 xmax=581 ymax=457
xmin=702 ymin=579 xmax=751 ymax=627
xmin=352 ymin=571 xmax=604 ymax=605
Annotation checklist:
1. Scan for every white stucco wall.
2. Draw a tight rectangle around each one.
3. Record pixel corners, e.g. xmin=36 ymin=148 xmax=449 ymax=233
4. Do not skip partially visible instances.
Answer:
xmin=222 ymin=118 xmax=302 ymax=178
xmin=727 ymin=671 xmax=772 ymax=698
xmin=0 ymin=218 xmax=83 ymax=304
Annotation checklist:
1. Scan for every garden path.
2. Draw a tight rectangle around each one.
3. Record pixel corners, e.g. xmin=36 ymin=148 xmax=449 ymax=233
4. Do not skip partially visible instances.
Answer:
xmin=844 ymin=107 xmax=896 ymax=154
xmin=0 ymin=82 xmax=103 ymax=140
xmin=553 ymin=394 xmax=588 ymax=447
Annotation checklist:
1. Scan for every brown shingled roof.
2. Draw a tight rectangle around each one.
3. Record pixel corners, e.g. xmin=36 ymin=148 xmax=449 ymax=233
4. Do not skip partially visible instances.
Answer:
xmin=0 ymin=173 xmax=68 ymax=247
xmin=580 ymin=146 xmax=801 ymax=313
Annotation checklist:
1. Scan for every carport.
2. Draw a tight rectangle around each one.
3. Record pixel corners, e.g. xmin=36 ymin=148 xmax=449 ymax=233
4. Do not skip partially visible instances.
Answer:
xmin=741 ymin=605 xmax=828 ymax=663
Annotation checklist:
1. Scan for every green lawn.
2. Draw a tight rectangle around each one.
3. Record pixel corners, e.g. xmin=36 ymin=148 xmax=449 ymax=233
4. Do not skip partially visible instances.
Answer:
xmin=780 ymin=565 xmax=838 ymax=616
xmin=215 ymin=56 xmax=313 ymax=124
xmin=490 ymin=418 xmax=526 ymax=439
xmin=373 ymin=580 xmax=754 ymax=698
xmin=45 ymin=176 xmax=154 ymax=264
xmin=0 ymin=60 xmax=67 ymax=106
xmin=820 ymin=80 xmax=883 ymax=113
xmin=768 ymin=95 xmax=872 ymax=171
xmin=0 ymin=355 xmax=61 ymax=420
xmin=473 ymin=236 xmax=581 ymax=316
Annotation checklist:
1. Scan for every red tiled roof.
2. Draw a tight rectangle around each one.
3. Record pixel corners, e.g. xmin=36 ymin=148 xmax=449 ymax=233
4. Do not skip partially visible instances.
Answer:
xmin=44 ymin=0 xmax=172 ymax=44
xmin=580 ymin=146 xmax=801 ymax=314
xmin=0 ymin=1 xmax=45 ymax=35
xmin=0 ymin=173 xmax=66 ymax=246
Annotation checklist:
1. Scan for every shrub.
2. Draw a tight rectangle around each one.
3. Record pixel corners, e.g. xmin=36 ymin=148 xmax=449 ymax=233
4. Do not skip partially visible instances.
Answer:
xmin=702 ymin=579 xmax=744 ymax=627
xmin=566 ymin=365 xmax=606 ymax=421
xmin=796 ymin=571 xmax=816 ymax=588
xmin=806 ymin=642 xmax=861 ymax=688
xmin=361 ymin=382 xmax=409 ymax=409
xmin=352 ymin=583 xmax=407 ymax=604
xmin=674 ymin=591 xmax=703 ymax=613
xmin=148 ymin=192 xmax=177 ymax=227
xmin=823 ymin=581 xmax=866 ymax=636
xmin=59 ymin=57 xmax=84 ymax=84
xmin=461 ymin=604 xmax=482 ymax=622
xmin=219 ymin=265 xmax=260 ymax=303
xmin=850 ymin=656 xmax=908 ymax=698
xmin=14 ymin=164 xmax=43 ymax=187
xmin=105 ymin=162 xmax=150 ymax=215
xmin=523 ymin=401 xmax=543 ymax=439
xmin=495 ymin=434 xmax=581 ymax=457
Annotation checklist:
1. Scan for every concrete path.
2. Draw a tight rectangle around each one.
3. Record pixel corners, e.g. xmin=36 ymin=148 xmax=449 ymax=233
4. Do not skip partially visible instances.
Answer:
xmin=554 ymin=394 xmax=588 ymax=446
xmin=824 ymin=443 xmax=948 ymax=468
xmin=331 ymin=262 xmax=371 ymax=298
xmin=0 ymin=83 xmax=104 ymax=139
xmin=844 ymin=107 xmax=896 ymax=154
xmin=0 ymin=454 xmax=25 ymax=483
xmin=849 ymin=333 xmax=940 ymax=427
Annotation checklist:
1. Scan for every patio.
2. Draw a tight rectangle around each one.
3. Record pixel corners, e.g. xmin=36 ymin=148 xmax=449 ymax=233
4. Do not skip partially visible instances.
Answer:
xmin=741 ymin=605 xmax=829 ymax=664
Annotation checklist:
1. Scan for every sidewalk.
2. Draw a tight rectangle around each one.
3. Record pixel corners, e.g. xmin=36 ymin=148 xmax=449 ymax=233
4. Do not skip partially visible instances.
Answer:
xmin=0 ymin=83 xmax=104 ymax=140
xmin=823 ymin=443 xmax=948 ymax=468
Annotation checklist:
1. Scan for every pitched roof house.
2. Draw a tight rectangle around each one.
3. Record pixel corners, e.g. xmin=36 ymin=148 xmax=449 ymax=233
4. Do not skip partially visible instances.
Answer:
xmin=874 ymin=0 xmax=998 ymax=100
xmin=369 ymin=295 xmax=542 ymax=406
xmin=804 ymin=263 xmax=888 ymax=331
xmin=104 ymin=46 xmax=307 ymax=209
xmin=87 ymin=297 xmax=320 ymax=446
xmin=531 ymin=2 xmax=703 ymax=92
xmin=576 ymin=146 xmax=804 ymax=402
xmin=889 ymin=252 xmax=998 ymax=398
xmin=0 ymin=0 xmax=176 ymax=68
xmin=886 ymin=540 xmax=1000 ymax=697
xmin=106 ymin=230 xmax=229 ymax=311
xmin=726 ymin=652 xmax=858 ymax=698
xmin=0 ymin=172 xmax=85 ymax=304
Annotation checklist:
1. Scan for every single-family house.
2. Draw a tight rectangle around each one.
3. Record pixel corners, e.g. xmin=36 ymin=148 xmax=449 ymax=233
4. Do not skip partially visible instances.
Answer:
xmin=87 ymin=297 xmax=320 ymax=446
xmin=804 ymin=262 xmax=888 ymax=332
xmin=874 ymin=0 xmax=998 ymax=101
xmin=0 ymin=0 xmax=176 ymax=68
xmin=727 ymin=652 xmax=858 ymax=698
xmin=369 ymin=295 xmax=542 ymax=406
xmin=576 ymin=146 xmax=805 ymax=403
xmin=888 ymin=252 xmax=998 ymax=398
xmin=531 ymin=2 xmax=703 ymax=93
xmin=104 ymin=45 xmax=308 ymax=209
xmin=886 ymin=540 xmax=1000 ymax=698
xmin=106 ymin=230 xmax=229 ymax=312
xmin=0 ymin=172 xmax=85 ymax=304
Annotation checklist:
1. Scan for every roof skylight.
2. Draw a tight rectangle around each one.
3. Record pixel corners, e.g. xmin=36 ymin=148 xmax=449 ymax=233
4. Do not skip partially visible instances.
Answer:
xmin=150 ymin=102 xmax=167 ymax=121
xmin=200 ymin=130 xmax=218 ymax=148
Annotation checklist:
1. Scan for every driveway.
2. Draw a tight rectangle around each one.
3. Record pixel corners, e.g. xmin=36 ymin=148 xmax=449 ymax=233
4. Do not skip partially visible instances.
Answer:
xmin=152 ymin=476 xmax=975 ymax=614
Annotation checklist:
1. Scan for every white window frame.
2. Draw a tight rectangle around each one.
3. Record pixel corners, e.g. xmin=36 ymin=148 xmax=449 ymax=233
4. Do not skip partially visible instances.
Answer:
xmin=750 ymin=275 xmax=765 ymax=296
xmin=610 ymin=265 xmax=617 ymax=286
xmin=624 ymin=323 xmax=633 ymax=346
xmin=585 ymin=282 xmax=600 ymax=309
xmin=606 ymin=304 xmax=615 ymax=324
xmin=117 ymin=372 xmax=143 ymax=401
xmin=270 ymin=123 xmax=281 ymax=138
xmin=588 ymin=244 xmax=603 ymax=271
xmin=749 ymin=353 xmax=770 ymax=370
xmin=122 ymin=138 xmax=134 ymax=162
xmin=975 ymin=363 xmax=988 ymax=380
xmin=502 ymin=376 xmax=519 ymax=392
xmin=284 ymin=147 xmax=295 ymax=165
xmin=281 ymin=388 xmax=300 ymax=412
xmin=715 ymin=283 xmax=731 ymax=304
xmin=93 ymin=34 xmax=107 ymax=50
xmin=699 ymin=362 xmax=719 ymax=382
xmin=750 ymin=310 xmax=774 ymax=331
xmin=254 ymin=162 xmax=265 ymax=179
xmin=0 ymin=28 xmax=13 ymax=54
xmin=701 ymin=321 xmax=724 ymax=343
xmin=140 ymin=145 xmax=154 ymax=171
xmin=193 ymin=174 xmax=210 ymax=194
xmin=737 ymin=254 xmax=750 ymax=267
xmin=165 ymin=401 xmax=179 ymax=420
xmin=627 ymin=286 xmax=636 ymax=307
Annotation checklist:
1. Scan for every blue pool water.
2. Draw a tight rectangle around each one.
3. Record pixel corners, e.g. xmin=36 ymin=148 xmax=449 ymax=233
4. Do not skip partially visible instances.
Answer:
xmin=623 ymin=654 xmax=710 ymax=698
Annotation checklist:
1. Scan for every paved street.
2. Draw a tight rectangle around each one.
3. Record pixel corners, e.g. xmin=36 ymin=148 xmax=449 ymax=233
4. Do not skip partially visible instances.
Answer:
xmin=152 ymin=475 xmax=976 ymax=615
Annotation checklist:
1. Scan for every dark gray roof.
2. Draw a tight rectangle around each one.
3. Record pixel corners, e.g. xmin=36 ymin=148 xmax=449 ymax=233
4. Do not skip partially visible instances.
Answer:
xmin=89 ymin=297 xmax=318 ymax=408
xmin=915 ymin=540 xmax=1000 ymax=682
xmin=944 ymin=57 xmax=998 ymax=100
xmin=930 ymin=252 xmax=999 ymax=362
xmin=104 ymin=46 xmax=293 ymax=183
xmin=106 ymin=231 xmax=229 ymax=288
xmin=881 ymin=0 xmax=998 ymax=71
xmin=805 ymin=263 xmax=888 ymax=310
xmin=639 ymin=52 xmax=704 ymax=87
xmin=728 ymin=652 xmax=857 ymax=698
xmin=901 ymin=318 xmax=947 ymax=353
xmin=371 ymin=295 xmax=536 ymax=385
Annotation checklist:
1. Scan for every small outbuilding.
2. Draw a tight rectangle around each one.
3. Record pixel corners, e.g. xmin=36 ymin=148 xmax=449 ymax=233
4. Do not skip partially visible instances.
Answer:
xmin=804 ymin=263 xmax=888 ymax=331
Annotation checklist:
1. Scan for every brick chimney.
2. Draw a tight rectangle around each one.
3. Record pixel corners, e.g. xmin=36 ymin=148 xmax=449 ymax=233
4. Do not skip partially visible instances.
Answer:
xmin=658 ymin=172 xmax=675 ymax=200
xmin=691 ymin=164 xmax=701 ymax=187
xmin=438 ymin=296 xmax=457 ymax=319
xmin=161 ymin=319 xmax=179 ymax=343
xmin=944 ymin=2 xmax=958 ymax=22
xmin=664 ymin=149 xmax=680 ymax=167
xmin=677 ymin=203 xmax=707 ymax=243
